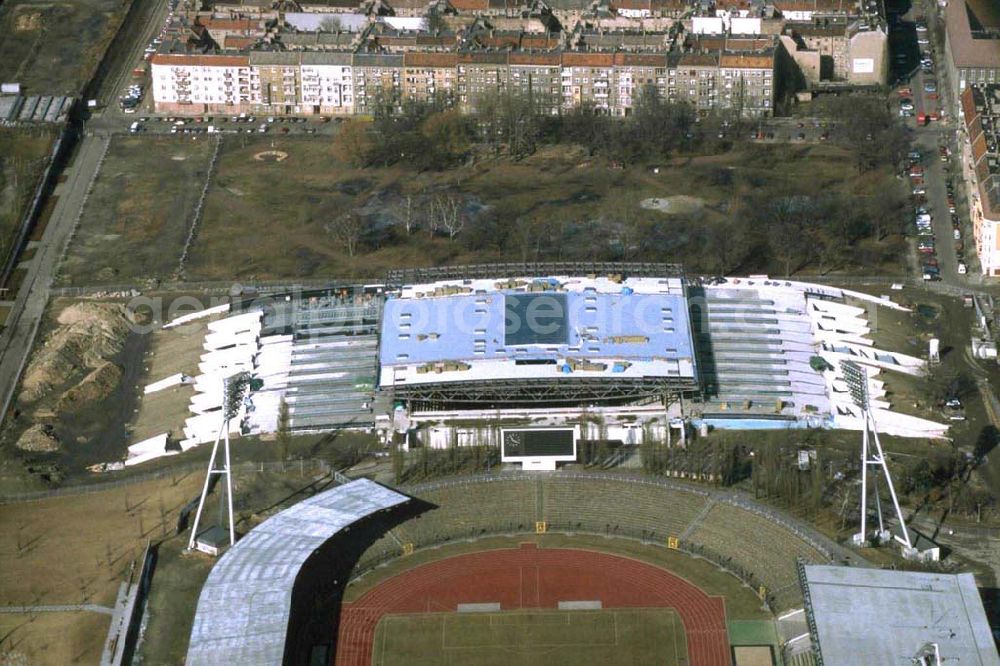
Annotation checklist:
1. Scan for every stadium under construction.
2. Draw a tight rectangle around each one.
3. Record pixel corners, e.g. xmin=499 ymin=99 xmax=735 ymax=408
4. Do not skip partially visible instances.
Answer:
xmin=128 ymin=264 xmax=948 ymax=468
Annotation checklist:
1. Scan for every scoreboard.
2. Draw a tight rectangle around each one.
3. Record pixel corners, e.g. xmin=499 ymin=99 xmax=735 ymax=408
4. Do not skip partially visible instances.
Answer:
xmin=501 ymin=428 xmax=577 ymax=470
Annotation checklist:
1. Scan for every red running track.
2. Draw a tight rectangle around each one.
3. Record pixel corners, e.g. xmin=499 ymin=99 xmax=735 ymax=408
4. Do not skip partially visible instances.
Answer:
xmin=335 ymin=543 xmax=730 ymax=666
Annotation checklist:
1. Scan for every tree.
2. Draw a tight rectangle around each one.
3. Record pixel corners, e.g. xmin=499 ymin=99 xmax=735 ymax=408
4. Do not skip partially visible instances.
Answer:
xmin=332 ymin=119 xmax=373 ymax=167
xmin=425 ymin=10 xmax=447 ymax=33
xmin=319 ymin=16 xmax=343 ymax=32
xmin=277 ymin=397 xmax=291 ymax=461
xmin=421 ymin=110 xmax=471 ymax=167
xmin=430 ymin=193 xmax=465 ymax=240
xmin=326 ymin=212 xmax=366 ymax=257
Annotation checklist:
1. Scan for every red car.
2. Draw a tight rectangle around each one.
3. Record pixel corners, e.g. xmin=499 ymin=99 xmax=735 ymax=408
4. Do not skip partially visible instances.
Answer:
xmin=927 ymin=93 xmax=940 ymax=100
xmin=910 ymin=176 xmax=925 ymax=186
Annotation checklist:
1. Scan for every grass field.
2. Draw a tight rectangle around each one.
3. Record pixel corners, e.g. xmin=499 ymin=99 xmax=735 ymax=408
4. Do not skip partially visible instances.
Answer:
xmin=372 ymin=608 xmax=687 ymax=666
xmin=0 ymin=127 xmax=55 ymax=269
xmin=58 ymin=136 xmax=215 ymax=286
xmin=186 ymin=136 xmax=896 ymax=281
xmin=0 ymin=0 xmax=125 ymax=95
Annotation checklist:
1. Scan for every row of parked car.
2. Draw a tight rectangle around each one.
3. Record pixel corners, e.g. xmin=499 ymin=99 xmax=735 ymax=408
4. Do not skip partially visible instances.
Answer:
xmin=913 ymin=146 xmax=968 ymax=280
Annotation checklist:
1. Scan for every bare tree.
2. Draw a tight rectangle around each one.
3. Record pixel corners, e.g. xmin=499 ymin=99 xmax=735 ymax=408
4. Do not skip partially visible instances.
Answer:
xmin=402 ymin=193 xmax=417 ymax=236
xmin=277 ymin=397 xmax=291 ymax=461
xmin=326 ymin=212 xmax=365 ymax=257
xmin=430 ymin=193 xmax=464 ymax=240
xmin=319 ymin=16 xmax=343 ymax=32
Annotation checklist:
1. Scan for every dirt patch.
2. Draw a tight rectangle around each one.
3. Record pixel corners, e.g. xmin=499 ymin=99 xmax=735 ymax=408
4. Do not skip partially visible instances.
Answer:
xmin=14 ymin=11 xmax=41 ymax=32
xmin=640 ymin=195 xmax=705 ymax=215
xmin=15 ymin=424 xmax=60 ymax=452
xmin=56 ymin=360 xmax=122 ymax=412
xmin=253 ymin=150 xmax=288 ymax=162
xmin=20 ymin=302 xmax=134 ymax=404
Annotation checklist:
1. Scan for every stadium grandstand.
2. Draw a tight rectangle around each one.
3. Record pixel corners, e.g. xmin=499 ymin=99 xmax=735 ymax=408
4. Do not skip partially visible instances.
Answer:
xmin=137 ymin=264 xmax=949 ymax=468
xmin=183 ymin=472 xmax=909 ymax=666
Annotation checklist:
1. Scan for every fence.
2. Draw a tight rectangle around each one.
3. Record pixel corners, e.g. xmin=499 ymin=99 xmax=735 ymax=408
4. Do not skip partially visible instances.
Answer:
xmin=176 ymin=135 xmax=222 ymax=278
xmin=0 ymin=458 xmax=332 ymax=505
xmin=0 ymin=125 xmax=74 ymax=290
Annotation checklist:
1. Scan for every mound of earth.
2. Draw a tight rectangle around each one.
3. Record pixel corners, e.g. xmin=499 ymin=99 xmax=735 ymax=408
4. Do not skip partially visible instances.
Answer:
xmin=56 ymin=361 xmax=123 ymax=412
xmin=20 ymin=302 xmax=134 ymax=404
xmin=15 ymin=424 xmax=60 ymax=453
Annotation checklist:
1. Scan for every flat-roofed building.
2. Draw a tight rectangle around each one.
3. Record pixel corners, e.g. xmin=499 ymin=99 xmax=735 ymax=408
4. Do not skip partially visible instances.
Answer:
xmin=800 ymin=565 xmax=999 ymax=666
xmin=945 ymin=0 xmax=1000 ymax=99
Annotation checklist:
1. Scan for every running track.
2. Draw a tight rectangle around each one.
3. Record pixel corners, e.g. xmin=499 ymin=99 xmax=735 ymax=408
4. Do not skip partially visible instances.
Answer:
xmin=335 ymin=543 xmax=730 ymax=665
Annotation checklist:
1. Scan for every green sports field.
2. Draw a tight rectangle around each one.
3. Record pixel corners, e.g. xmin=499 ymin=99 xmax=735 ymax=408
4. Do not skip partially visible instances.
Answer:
xmin=371 ymin=608 xmax=689 ymax=666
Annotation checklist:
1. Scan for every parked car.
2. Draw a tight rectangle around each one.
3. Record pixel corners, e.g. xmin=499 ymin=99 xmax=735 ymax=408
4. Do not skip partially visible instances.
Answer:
xmin=924 ymin=81 xmax=938 ymax=92
xmin=958 ymin=262 xmax=968 ymax=274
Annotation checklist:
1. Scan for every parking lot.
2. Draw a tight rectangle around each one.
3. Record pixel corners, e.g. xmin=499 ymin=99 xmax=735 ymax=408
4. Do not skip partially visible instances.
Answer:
xmin=126 ymin=114 xmax=337 ymax=136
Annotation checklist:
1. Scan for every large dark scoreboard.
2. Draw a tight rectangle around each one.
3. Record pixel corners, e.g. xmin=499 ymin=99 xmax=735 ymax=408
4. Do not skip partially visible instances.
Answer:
xmin=501 ymin=429 xmax=576 ymax=459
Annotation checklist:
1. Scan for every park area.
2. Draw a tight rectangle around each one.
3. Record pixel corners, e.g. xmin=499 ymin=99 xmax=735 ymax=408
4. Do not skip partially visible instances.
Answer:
xmin=58 ymin=136 xmax=215 ymax=286
xmin=0 ymin=0 xmax=125 ymax=95
xmin=174 ymin=135 xmax=906 ymax=282
xmin=372 ymin=608 xmax=688 ymax=666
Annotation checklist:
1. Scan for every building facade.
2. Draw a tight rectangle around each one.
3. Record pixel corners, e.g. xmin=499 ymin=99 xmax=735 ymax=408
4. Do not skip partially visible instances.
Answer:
xmin=960 ymin=85 xmax=1000 ymax=276
xmin=152 ymin=48 xmax=779 ymax=117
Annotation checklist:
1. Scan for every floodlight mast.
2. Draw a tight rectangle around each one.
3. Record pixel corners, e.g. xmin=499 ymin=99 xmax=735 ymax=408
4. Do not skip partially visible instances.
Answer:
xmin=841 ymin=361 xmax=912 ymax=549
xmin=188 ymin=372 xmax=250 ymax=551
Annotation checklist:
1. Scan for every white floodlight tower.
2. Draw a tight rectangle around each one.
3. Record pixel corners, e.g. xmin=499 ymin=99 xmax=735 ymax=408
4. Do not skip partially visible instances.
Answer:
xmin=841 ymin=361 xmax=912 ymax=549
xmin=188 ymin=372 xmax=251 ymax=550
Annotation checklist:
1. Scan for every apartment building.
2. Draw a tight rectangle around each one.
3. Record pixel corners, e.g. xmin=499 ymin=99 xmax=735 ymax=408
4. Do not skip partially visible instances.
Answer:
xmin=353 ymin=54 xmax=404 ymax=113
xmin=403 ymin=52 xmax=458 ymax=104
xmin=151 ymin=54 xmax=255 ymax=113
xmin=456 ymin=52 xmax=510 ymax=110
xmin=508 ymin=52 xmax=563 ymax=114
xmin=960 ymin=85 xmax=1000 ymax=276
xmin=300 ymin=52 xmax=355 ymax=114
xmin=613 ymin=53 xmax=668 ymax=114
xmin=152 ymin=47 xmax=778 ymax=116
xmin=781 ymin=19 xmax=887 ymax=86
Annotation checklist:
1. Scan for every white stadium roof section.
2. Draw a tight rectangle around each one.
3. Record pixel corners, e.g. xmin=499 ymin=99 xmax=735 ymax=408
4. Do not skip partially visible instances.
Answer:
xmin=802 ymin=565 xmax=1000 ymax=666
xmin=379 ymin=275 xmax=697 ymax=389
xmin=186 ymin=479 xmax=408 ymax=665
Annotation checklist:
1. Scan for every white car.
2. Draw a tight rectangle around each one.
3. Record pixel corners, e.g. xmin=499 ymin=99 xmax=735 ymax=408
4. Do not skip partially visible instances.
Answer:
xmin=913 ymin=186 xmax=926 ymax=195
xmin=958 ymin=262 xmax=968 ymax=274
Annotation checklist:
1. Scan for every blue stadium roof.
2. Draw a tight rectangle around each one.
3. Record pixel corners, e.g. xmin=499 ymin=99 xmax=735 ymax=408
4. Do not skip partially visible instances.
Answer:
xmin=380 ymin=289 xmax=694 ymax=367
